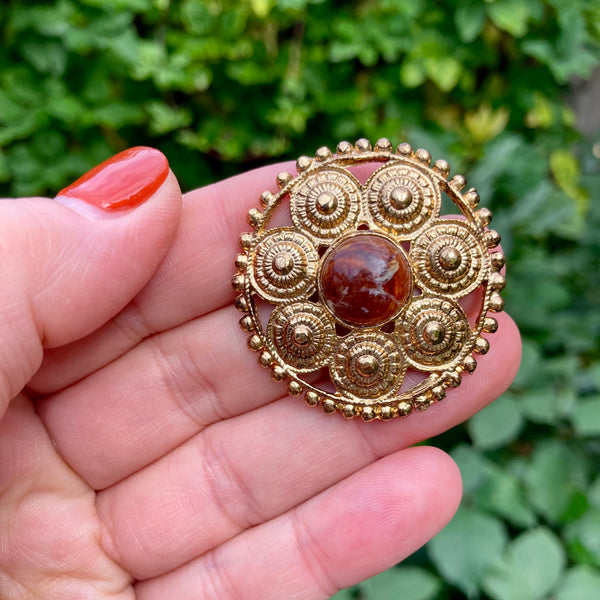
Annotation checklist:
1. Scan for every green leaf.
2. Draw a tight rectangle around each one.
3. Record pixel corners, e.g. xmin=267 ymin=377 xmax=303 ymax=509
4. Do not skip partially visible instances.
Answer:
xmin=571 ymin=397 xmax=600 ymax=437
xmin=524 ymin=439 xmax=588 ymax=523
xmin=451 ymin=443 xmax=490 ymax=495
xmin=482 ymin=527 xmax=566 ymax=600
xmin=566 ymin=509 xmax=600 ymax=566
xmin=468 ymin=395 xmax=524 ymax=450
xmin=20 ymin=40 xmax=67 ymax=75
xmin=487 ymin=0 xmax=538 ymax=37
xmin=588 ymin=476 xmax=600 ymax=510
xmin=520 ymin=387 xmax=576 ymax=424
xmin=475 ymin=465 xmax=537 ymax=528
xmin=455 ymin=2 xmax=486 ymax=43
xmin=557 ymin=566 xmax=600 ymax=600
xmin=424 ymin=56 xmax=462 ymax=92
xmin=360 ymin=567 xmax=441 ymax=600
xmin=511 ymin=338 xmax=542 ymax=388
xmin=399 ymin=59 xmax=426 ymax=88
xmin=428 ymin=506 xmax=507 ymax=598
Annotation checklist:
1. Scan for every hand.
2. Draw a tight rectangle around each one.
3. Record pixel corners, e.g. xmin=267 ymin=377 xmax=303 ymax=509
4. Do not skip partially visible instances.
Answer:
xmin=0 ymin=148 xmax=521 ymax=599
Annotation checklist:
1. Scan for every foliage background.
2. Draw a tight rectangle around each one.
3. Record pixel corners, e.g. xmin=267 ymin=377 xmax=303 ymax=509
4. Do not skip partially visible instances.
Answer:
xmin=1 ymin=0 xmax=600 ymax=598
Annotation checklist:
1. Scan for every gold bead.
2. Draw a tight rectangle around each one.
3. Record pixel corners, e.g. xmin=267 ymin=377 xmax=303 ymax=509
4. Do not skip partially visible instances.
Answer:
xmin=490 ymin=251 xmax=505 ymax=270
xmin=474 ymin=336 xmax=490 ymax=355
xmin=380 ymin=405 xmax=395 ymax=420
xmin=355 ymin=138 xmax=372 ymax=152
xmin=342 ymin=403 xmax=356 ymax=419
xmin=361 ymin=406 xmax=376 ymax=421
xmin=260 ymin=190 xmax=274 ymax=207
xmin=476 ymin=207 xmax=493 ymax=226
xmin=431 ymin=386 xmax=446 ymax=401
xmin=305 ymin=390 xmax=320 ymax=407
xmin=234 ymin=253 xmax=248 ymax=270
xmin=414 ymin=148 xmax=431 ymax=165
xmin=444 ymin=370 xmax=462 ymax=388
xmin=396 ymin=142 xmax=412 ymax=156
xmin=450 ymin=174 xmax=466 ymax=191
xmin=464 ymin=187 xmax=480 ymax=207
xmin=322 ymin=398 xmax=337 ymax=413
xmin=296 ymin=156 xmax=312 ymax=172
xmin=463 ymin=355 xmax=478 ymax=373
xmin=489 ymin=272 xmax=506 ymax=291
xmin=231 ymin=273 xmax=245 ymax=292
xmin=336 ymin=140 xmax=353 ymax=154
xmin=416 ymin=396 xmax=433 ymax=411
xmin=489 ymin=292 xmax=505 ymax=312
xmin=234 ymin=294 xmax=248 ymax=312
xmin=258 ymin=349 xmax=273 ymax=368
xmin=277 ymin=171 xmax=293 ymax=188
xmin=271 ymin=365 xmax=286 ymax=381
xmin=247 ymin=334 xmax=263 ymax=351
xmin=374 ymin=137 xmax=392 ymax=152
xmin=288 ymin=380 xmax=303 ymax=396
xmin=397 ymin=401 xmax=412 ymax=417
xmin=315 ymin=146 xmax=332 ymax=161
xmin=433 ymin=159 xmax=450 ymax=177
xmin=247 ymin=208 xmax=262 ymax=227
xmin=239 ymin=232 xmax=253 ymax=249
xmin=485 ymin=229 xmax=501 ymax=248
xmin=483 ymin=316 xmax=498 ymax=333
xmin=239 ymin=314 xmax=254 ymax=332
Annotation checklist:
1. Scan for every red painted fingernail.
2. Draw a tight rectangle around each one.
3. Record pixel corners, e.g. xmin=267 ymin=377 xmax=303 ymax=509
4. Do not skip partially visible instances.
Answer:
xmin=57 ymin=147 xmax=169 ymax=211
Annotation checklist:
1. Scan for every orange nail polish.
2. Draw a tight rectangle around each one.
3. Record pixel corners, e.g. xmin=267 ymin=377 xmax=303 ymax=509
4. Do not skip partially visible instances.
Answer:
xmin=58 ymin=147 xmax=169 ymax=211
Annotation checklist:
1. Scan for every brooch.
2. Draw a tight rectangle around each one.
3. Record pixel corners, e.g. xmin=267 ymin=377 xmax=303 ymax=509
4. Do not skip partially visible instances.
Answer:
xmin=233 ymin=139 xmax=505 ymax=420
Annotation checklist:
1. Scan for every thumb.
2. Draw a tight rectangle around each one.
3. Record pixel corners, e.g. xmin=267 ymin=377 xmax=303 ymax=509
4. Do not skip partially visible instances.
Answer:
xmin=0 ymin=146 xmax=182 ymax=415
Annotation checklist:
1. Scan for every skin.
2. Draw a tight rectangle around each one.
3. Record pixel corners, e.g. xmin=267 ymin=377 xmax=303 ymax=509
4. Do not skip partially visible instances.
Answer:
xmin=0 ymin=161 xmax=521 ymax=599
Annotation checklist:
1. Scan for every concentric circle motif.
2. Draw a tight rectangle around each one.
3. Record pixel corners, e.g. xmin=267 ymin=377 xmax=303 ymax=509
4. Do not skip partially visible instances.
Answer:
xmin=250 ymin=228 xmax=319 ymax=302
xmin=331 ymin=331 xmax=404 ymax=399
xmin=290 ymin=168 xmax=361 ymax=243
xmin=410 ymin=220 xmax=487 ymax=298
xmin=398 ymin=296 xmax=470 ymax=370
xmin=365 ymin=164 xmax=440 ymax=238
xmin=268 ymin=302 xmax=336 ymax=371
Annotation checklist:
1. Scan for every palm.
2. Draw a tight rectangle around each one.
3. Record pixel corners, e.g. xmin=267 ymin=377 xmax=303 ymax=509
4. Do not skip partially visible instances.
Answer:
xmin=0 ymin=163 xmax=520 ymax=599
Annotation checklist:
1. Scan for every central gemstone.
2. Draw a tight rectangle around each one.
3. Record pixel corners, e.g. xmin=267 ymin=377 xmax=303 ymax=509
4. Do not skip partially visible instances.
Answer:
xmin=319 ymin=233 xmax=412 ymax=328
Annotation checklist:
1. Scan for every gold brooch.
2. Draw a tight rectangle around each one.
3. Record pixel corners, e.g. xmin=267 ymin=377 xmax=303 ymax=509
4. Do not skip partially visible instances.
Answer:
xmin=233 ymin=139 xmax=505 ymax=421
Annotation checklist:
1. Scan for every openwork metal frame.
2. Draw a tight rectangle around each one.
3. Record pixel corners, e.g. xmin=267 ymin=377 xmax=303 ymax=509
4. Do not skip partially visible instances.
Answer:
xmin=233 ymin=138 xmax=505 ymax=421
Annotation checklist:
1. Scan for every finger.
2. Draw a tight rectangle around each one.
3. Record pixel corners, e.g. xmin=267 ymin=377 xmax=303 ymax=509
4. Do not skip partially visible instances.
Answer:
xmin=29 ymin=161 xmax=293 ymax=394
xmin=38 ymin=305 xmax=282 ymax=489
xmin=0 ymin=147 xmax=181 ymax=417
xmin=0 ymin=396 xmax=133 ymax=598
xmin=38 ymin=283 xmax=517 ymax=492
xmin=93 ymin=313 xmax=519 ymax=579
xmin=134 ymin=447 xmax=462 ymax=599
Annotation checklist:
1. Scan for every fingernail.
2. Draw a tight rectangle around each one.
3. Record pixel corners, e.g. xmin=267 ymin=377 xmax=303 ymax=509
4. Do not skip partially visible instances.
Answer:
xmin=56 ymin=147 xmax=169 ymax=212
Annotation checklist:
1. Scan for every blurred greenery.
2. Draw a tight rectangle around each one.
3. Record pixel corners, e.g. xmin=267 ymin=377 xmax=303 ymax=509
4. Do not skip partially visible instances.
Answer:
xmin=1 ymin=0 xmax=599 ymax=598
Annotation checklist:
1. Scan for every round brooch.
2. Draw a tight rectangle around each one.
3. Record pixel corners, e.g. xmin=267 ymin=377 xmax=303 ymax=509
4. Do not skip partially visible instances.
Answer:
xmin=233 ymin=138 xmax=505 ymax=421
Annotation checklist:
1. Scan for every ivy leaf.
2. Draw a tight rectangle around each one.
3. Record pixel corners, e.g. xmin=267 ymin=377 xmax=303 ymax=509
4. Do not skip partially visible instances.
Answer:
xmin=428 ymin=506 xmax=507 ymax=598
xmin=557 ymin=566 xmax=600 ymax=600
xmin=468 ymin=394 xmax=524 ymax=450
xmin=451 ymin=443 xmax=490 ymax=495
xmin=360 ymin=567 xmax=441 ymax=600
xmin=482 ymin=527 xmax=566 ymax=600
xmin=571 ymin=397 xmax=600 ymax=437
xmin=475 ymin=465 xmax=538 ymax=528
xmin=566 ymin=509 xmax=600 ymax=566
xmin=524 ymin=439 xmax=588 ymax=523
xmin=520 ymin=387 xmax=576 ymax=424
